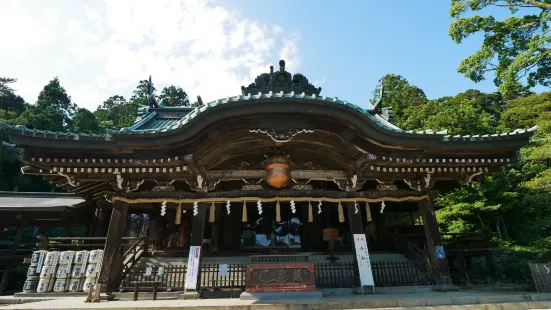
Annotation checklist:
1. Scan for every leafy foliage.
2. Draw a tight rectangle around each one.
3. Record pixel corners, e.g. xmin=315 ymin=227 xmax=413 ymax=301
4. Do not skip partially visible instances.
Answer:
xmin=449 ymin=0 xmax=551 ymax=98
xmin=370 ymin=74 xmax=427 ymax=127
xmin=94 ymin=95 xmax=136 ymax=130
xmin=71 ymin=108 xmax=101 ymax=134
xmin=159 ymin=85 xmax=190 ymax=107
xmin=36 ymin=77 xmax=76 ymax=128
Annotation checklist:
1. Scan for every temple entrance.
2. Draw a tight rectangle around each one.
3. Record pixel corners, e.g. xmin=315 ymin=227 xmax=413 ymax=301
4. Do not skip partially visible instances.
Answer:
xmin=241 ymin=202 xmax=302 ymax=250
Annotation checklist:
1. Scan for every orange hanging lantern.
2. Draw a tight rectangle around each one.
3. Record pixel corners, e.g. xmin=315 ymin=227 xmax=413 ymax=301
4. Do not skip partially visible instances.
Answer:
xmin=265 ymin=155 xmax=291 ymax=188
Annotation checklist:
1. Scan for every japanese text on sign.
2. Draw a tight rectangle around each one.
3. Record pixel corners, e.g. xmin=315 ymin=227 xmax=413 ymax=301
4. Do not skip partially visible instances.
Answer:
xmin=353 ymin=234 xmax=375 ymax=287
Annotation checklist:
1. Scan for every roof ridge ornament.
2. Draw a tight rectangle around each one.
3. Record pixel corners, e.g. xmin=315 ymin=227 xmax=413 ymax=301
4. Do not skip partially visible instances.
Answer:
xmin=241 ymin=60 xmax=322 ymax=96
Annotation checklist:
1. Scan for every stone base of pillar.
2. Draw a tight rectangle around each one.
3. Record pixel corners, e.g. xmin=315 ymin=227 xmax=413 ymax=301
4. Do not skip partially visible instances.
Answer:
xmin=353 ymin=285 xmax=376 ymax=294
xmin=180 ymin=291 xmax=201 ymax=299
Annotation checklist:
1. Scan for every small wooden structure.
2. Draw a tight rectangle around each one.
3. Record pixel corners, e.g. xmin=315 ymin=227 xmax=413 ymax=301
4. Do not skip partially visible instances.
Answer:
xmin=0 ymin=60 xmax=536 ymax=295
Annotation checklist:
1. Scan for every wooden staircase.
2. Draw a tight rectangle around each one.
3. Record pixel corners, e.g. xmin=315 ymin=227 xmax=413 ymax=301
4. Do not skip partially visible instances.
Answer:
xmin=393 ymin=234 xmax=434 ymax=285
xmin=116 ymin=237 xmax=149 ymax=289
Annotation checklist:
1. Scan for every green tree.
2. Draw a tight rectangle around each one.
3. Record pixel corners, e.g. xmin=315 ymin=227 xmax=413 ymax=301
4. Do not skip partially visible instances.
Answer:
xmin=159 ymin=85 xmax=190 ymax=107
xmin=370 ymin=74 xmax=427 ymax=127
xmin=130 ymin=79 xmax=155 ymax=107
xmin=403 ymin=90 xmax=503 ymax=135
xmin=449 ymin=0 xmax=551 ymax=98
xmin=71 ymin=108 xmax=101 ymax=134
xmin=13 ymin=105 xmax=65 ymax=132
xmin=94 ymin=95 xmax=137 ymax=130
xmin=36 ymin=77 xmax=76 ymax=127
xmin=0 ymin=78 xmax=26 ymax=118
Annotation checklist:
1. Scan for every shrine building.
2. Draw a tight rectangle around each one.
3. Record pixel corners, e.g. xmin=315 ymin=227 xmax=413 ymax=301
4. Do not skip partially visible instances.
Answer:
xmin=0 ymin=60 xmax=536 ymax=295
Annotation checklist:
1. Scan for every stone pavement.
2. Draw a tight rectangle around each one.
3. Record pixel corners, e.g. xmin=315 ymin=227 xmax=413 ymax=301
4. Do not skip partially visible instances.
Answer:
xmin=1 ymin=291 xmax=551 ymax=309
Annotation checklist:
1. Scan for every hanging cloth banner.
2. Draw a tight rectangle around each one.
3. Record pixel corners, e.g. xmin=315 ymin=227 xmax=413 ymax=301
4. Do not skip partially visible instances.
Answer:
xmin=242 ymin=201 xmax=248 ymax=223
xmin=338 ymin=202 xmax=345 ymax=223
xmin=308 ymin=201 xmax=313 ymax=223
xmin=209 ymin=202 xmax=215 ymax=223
xmin=275 ymin=200 xmax=281 ymax=222
xmin=175 ymin=203 xmax=182 ymax=225
xmin=366 ymin=202 xmax=372 ymax=222
xmin=184 ymin=246 xmax=201 ymax=291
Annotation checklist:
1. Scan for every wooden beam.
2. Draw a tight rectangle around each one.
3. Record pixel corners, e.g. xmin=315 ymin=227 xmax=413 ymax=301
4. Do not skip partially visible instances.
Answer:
xmin=183 ymin=154 xmax=207 ymax=177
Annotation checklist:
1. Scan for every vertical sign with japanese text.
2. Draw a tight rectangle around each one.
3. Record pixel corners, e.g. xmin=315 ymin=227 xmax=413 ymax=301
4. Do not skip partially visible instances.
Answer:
xmin=353 ymin=234 xmax=375 ymax=287
xmin=219 ymin=264 xmax=228 ymax=277
xmin=184 ymin=246 xmax=201 ymax=290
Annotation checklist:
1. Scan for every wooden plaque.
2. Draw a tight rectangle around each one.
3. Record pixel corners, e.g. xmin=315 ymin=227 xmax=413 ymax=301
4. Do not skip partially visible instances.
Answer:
xmin=245 ymin=263 xmax=316 ymax=293
xmin=323 ymin=228 xmax=339 ymax=241
xmin=85 ymin=284 xmax=101 ymax=303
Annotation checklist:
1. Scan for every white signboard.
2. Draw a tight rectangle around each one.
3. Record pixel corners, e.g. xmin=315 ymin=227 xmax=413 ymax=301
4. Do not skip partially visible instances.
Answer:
xmin=184 ymin=246 xmax=201 ymax=290
xmin=145 ymin=267 xmax=152 ymax=276
xmin=353 ymin=234 xmax=375 ymax=288
xmin=219 ymin=264 xmax=228 ymax=277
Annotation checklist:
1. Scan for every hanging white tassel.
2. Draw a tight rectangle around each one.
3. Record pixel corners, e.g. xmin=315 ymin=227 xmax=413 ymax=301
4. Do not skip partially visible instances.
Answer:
xmin=380 ymin=201 xmax=386 ymax=214
xmin=318 ymin=201 xmax=322 ymax=214
xmin=193 ymin=201 xmax=198 ymax=216
xmin=161 ymin=201 xmax=167 ymax=216
xmin=354 ymin=201 xmax=359 ymax=214
xmin=242 ymin=201 xmax=247 ymax=222
xmin=257 ymin=200 xmax=262 ymax=215
xmin=290 ymin=200 xmax=296 ymax=214
xmin=308 ymin=201 xmax=313 ymax=223
xmin=209 ymin=202 xmax=215 ymax=223
xmin=366 ymin=202 xmax=372 ymax=222
xmin=226 ymin=200 xmax=231 ymax=215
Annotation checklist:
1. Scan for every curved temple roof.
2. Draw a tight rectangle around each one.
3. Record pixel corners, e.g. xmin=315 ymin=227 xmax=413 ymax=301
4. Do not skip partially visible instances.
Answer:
xmin=0 ymin=60 xmax=537 ymax=145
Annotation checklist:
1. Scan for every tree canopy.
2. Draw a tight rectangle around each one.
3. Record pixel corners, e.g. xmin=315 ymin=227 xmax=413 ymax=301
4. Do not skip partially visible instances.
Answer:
xmin=449 ymin=0 xmax=551 ymax=98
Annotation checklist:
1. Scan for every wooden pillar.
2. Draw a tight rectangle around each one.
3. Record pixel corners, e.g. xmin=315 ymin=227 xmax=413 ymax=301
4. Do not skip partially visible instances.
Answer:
xmin=184 ymin=203 xmax=208 ymax=294
xmin=221 ymin=203 xmax=241 ymax=252
xmin=418 ymin=195 xmax=455 ymax=291
xmin=98 ymin=201 xmax=128 ymax=293
xmin=0 ymin=263 xmax=12 ymax=294
xmin=346 ymin=202 xmax=366 ymax=288
xmin=299 ymin=203 xmax=322 ymax=251
xmin=152 ymin=209 xmax=165 ymax=251
xmin=12 ymin=215 xmax=26 ymax=251
xmin=94 ymin=208 xmax=109 ymax=237
xmin=189 ymin=203 xmax=208 ymax=247
xmin=210 ymin=204 xmax=222 ymax=253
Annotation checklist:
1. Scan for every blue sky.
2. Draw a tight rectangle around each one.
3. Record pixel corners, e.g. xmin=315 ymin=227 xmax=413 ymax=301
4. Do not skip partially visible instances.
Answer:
xmin=0 ymin=1 xmax=540 ymax=110
xmin=225 ymin=0 xmax=500 ymax=107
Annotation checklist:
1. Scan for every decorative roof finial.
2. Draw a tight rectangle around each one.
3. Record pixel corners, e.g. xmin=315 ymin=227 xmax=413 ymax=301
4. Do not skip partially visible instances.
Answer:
xmin=148 ymin=75 xmax=159 ymax=108
xmin=240 ymin=60 xmax=321 ymax=96
xmin=371 ymin=83 xmax=385 ymax=112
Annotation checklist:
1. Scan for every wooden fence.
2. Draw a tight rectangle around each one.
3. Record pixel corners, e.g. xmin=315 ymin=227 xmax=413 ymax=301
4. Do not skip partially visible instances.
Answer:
xmin=121 ymin=260 xmax=423 ymax=294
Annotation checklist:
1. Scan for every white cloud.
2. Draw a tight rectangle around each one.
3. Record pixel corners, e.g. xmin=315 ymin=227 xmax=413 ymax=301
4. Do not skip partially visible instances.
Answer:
xmin=0 ymin=0 xmax=301 ymax=111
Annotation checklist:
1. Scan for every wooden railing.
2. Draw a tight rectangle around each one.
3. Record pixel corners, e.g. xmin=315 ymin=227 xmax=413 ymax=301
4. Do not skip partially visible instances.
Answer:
xmin=120 ymin=237 xmax=149 ymax=282
xmin=393 ymin=234 xmax=433 ymax=281
xmin=120 ymin=260 xmax=425 ymax=295
xmin=37 ymin=236 xmax=144 ymax=251
xmin=314 ymin=261 xmax=357 ymax=288
xmin=249 ymin=254 xmax=309 ymax=263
